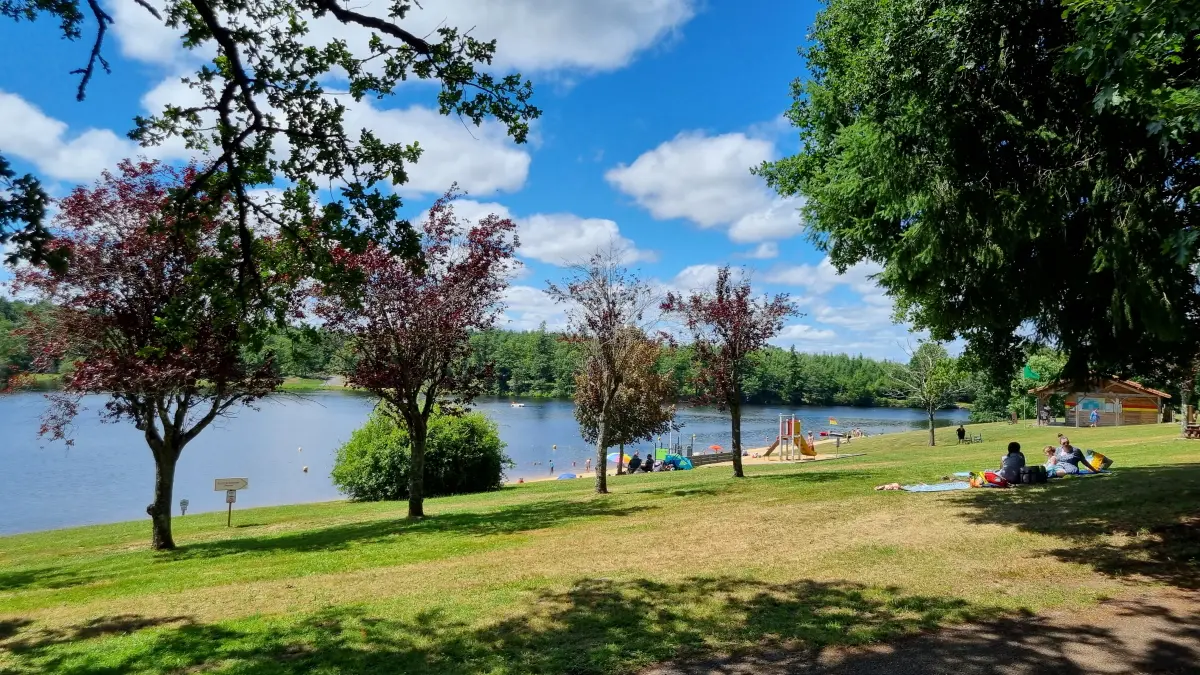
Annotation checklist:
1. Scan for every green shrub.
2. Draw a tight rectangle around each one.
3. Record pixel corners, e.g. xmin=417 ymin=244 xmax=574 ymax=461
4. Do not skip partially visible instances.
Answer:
xmin=332 ymin=408 xmax=512 ymax=502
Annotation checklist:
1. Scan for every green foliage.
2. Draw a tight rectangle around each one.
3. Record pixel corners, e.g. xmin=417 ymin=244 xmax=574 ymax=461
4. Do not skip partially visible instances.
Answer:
xmin=757 ymin=0 xmax=1200 ymax=383
xmin=332 ymin=408 xmax=512 ymax=502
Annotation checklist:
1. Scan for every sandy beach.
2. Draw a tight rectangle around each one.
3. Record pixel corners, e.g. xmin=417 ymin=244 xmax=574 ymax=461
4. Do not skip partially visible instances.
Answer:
xmin=508 ymin=437 xmax=862 ymax=484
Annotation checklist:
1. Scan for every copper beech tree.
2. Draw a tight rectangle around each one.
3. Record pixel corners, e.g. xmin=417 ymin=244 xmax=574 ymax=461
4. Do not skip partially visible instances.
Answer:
xmin=662 ymin=267 xmax=796 ymax=478
xmin=318 ymin=193 xmax=517 ymax=519
xmin=548 ymin=252 xmax=657 ymax=493
xmin=574 ymin=328 xmax=677 ymax=478
xmin=14 ymin=160 xmax=299 ymax=550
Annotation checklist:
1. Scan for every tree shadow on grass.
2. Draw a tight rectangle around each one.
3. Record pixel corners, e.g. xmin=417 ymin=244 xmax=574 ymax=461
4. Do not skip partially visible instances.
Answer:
xmin=0 ymin=567 xmax=95 ymax=594
xmin=167 ymin=497 xmax=646 ymax=561
xmin=0 ymin=577 xmax=1000 ymax=675
xmin=748 ymin=470 xmax=878 ymax=490
xmin=952 ymin=463 xmax=1200 ymax=589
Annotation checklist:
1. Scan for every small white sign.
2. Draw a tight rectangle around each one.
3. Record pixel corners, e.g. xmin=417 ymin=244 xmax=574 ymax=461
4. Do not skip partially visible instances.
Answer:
xmin=214 ymin=478 xmax=248 ymax=491
xmin=226 ymin=490 xmax=237 ymax=504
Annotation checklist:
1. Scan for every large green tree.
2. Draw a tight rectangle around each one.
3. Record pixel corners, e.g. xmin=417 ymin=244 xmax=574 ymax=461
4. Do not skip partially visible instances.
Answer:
xmin=2 ymin=0 xmax=539 ymax=298
xmin=757 ymin=0 xmax=1200 ymax=383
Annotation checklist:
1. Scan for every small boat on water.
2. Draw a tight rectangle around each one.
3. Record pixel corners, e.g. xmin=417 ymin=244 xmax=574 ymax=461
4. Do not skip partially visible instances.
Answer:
xmin=510 ymin=402 xmax=526 ymax=408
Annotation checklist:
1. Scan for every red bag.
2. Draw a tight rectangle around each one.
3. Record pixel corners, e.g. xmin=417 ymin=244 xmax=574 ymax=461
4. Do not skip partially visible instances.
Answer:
xmin=983 ymin=471 xmax=1009 ymax=487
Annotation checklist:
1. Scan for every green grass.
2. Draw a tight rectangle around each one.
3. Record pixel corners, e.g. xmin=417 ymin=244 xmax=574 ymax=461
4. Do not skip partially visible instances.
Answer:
xmin=0 ymin=422 xmax=1197 ymax=674
xmin=278 ymin=377 xmax=339 ymax=391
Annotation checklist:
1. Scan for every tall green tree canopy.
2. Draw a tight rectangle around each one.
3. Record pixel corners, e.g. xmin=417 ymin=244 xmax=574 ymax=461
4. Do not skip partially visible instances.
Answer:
xmin=2 ymin=0 xmax=539 ymax=297
xmin=757 ymin=0 xmax=1200 ymax=383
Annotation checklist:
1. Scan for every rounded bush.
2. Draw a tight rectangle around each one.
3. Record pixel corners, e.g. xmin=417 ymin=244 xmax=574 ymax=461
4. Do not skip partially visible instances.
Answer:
xmin=332 ymin=408 xmax=512 ymax=502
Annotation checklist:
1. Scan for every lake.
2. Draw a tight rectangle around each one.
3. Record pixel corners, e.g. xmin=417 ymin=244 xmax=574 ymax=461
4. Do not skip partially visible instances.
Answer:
xmin=0 ymin=391 xmax=968 ymax=534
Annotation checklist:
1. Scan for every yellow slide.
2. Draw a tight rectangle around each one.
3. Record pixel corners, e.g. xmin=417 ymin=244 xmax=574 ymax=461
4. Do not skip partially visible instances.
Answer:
xmin=799 ymin=435 xmax=816 ymax=457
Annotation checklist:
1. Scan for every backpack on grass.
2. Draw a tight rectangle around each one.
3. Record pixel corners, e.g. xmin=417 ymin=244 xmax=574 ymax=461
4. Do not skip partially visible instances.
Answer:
xmin=1019 ymin=466 xmax=1048 ymax=484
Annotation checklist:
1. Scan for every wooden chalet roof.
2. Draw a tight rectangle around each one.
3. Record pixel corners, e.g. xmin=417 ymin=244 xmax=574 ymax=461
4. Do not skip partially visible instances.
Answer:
xmin=1028 ymin=377 xmax=1170 ymax=399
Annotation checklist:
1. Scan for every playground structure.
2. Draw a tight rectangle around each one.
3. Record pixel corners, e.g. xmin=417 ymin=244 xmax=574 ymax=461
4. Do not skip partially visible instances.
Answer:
xmin=653 ymin=430 xmax=695 ymax=460
xmin=763 ymin=414 xmax=817 ymax=461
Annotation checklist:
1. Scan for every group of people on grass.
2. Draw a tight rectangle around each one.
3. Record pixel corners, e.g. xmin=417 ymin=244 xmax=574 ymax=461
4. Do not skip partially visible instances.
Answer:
xmin=987 ymin=433 xmax=1111 ymax=487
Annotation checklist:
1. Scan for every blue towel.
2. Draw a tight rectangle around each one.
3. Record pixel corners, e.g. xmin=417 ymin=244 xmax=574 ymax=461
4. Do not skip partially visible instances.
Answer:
xmin=902 ymin=481 xmax=972 ymax=492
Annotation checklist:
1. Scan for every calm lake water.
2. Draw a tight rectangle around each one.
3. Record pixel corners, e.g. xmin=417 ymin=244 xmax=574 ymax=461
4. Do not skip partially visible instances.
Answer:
xmin=0 ymin=391 xmax=967 ymax=534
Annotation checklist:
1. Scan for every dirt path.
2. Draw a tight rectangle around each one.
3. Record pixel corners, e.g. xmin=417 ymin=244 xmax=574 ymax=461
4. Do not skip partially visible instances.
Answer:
xmin=645 ymin=588 xmax=1200 ymax=674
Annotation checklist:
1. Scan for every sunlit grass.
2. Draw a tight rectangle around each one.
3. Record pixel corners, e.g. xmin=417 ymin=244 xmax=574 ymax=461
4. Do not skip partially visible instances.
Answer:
xmin=0 ymin=422 xmax=1196 ymax=674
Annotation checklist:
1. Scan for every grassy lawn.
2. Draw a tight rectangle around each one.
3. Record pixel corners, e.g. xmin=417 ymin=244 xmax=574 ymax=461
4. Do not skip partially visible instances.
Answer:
xmin=0 ymin=422 xmax=1197 ymax=674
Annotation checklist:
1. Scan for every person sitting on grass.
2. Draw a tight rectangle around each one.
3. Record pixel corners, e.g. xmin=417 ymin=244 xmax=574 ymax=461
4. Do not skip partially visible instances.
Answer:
xmin=1051 ymin=436 xmax=1100 ymax=477
xmin=1043 ymin=445 xmax=1058 ymax=470
xmin=627 ymin=452 xmax=642 ymax=473
xmin=997 ymin=442 xmax=1026 ymax=485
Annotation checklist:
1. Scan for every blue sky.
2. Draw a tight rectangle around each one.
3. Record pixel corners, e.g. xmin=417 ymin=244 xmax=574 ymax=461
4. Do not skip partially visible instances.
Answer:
xmin=0 ymin=0 xmax=919 ymax=359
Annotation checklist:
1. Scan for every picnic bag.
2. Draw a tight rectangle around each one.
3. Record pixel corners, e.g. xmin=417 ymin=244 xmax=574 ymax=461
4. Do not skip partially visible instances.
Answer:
xmin=1019 ymin=465 xmax=1048 ymax=484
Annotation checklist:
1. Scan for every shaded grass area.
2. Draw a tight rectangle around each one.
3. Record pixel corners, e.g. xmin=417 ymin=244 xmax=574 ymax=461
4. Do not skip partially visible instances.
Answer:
xmin=955 ymin=462 xmax=1200 ymax=589
xmin=2 ymin=578 xmax=993 ymax=675
xmin=0 ymin=422 xmax=1196 ymax=674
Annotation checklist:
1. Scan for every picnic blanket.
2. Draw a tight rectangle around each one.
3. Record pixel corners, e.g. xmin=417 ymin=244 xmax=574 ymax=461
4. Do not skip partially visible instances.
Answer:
xmin=902 ymin=481 xmax=973 ymax=492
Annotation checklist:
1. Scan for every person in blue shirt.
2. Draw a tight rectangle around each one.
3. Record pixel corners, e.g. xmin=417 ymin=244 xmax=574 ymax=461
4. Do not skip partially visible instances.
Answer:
xmin=1052 ymin=437 xmax=1099 ymax=476
xmin=1089 ymin=409 xmax=1100 ymax=427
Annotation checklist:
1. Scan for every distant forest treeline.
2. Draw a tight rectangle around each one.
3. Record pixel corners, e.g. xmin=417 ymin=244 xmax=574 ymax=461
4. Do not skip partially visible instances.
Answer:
xmin=3 ymin=297 xmax=924 ymax=407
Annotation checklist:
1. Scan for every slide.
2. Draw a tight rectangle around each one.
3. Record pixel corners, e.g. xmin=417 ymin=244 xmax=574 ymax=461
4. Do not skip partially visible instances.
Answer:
xmin=762 ymin=436 xmax=781 ymax=457
xmin=800 ymin=437 xmax=817 ymax=457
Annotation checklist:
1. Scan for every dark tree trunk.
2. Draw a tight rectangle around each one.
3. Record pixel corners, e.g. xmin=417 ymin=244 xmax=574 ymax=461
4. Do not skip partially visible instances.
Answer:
xmin=594 ymin=417 xmax=609 ymax=494
xmin=730 ymin=400 xmax=744 ymax=478
xmin=408 ymin=417 xmax=427 ymax=519
xmin=616 ymin=443 xmax=625 ymax=475
xmin=147 ymin=445 xmax=179 ymax=550
xmin=927 ymin=409 xmax=936 ymax=446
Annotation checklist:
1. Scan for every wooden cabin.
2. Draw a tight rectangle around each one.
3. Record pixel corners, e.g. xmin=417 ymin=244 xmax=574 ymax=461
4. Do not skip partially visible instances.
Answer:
xmin=1030 ymin=377 xmax=1169 ymax=427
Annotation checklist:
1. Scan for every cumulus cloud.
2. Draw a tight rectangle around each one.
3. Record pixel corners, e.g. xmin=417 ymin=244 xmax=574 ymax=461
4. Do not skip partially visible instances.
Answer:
xmin=499 ymin=285 xmax=568 ymax=331
xmin=340 ymin=103 xmax=530 ymax=197
xmin=445 ymin=199 xmax=654 ymax=267
xmin=113 ymin=0 xmax=695 ymax=74
xmin=606 ymin=132 xmax=774 ymax=226
xmin=765 ymin=256 xmax=884 ymax=295
xmin=742 ymin=242 xmax=779 ymax=260
xmin=728 ymin=198 xmax=803 ymax=243
xmin=606 ymin=130 xmax=803 ymax=243
xmin=0 ymin=91 xmax=194 ymax=183
xmin=773 ymin=324 xmax=838 ymax=344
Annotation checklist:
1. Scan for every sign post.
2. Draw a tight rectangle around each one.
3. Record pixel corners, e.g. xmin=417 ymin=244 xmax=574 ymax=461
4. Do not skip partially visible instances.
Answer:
xmin=214 ymin=478 xmax=248 ymax=527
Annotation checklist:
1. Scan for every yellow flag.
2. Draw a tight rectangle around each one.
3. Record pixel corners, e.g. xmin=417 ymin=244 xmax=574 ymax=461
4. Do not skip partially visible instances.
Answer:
xmin=829 ymin=417 xmax=838 ymax=426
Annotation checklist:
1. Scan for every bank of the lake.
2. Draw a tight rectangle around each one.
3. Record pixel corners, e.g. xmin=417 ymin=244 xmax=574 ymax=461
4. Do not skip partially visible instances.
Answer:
xmin=0 ymin=391 xmax=967 ymax=534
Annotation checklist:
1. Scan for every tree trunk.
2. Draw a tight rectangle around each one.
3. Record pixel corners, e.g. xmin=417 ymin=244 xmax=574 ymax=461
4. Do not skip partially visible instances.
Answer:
xmin=616 ymin=443 xmax=625 ymax=475
xmin=146 ymin=446 xmax=179 ymax=551
xmin=927 ymin=409 xmax=936 ymax=446
xmin=594 ymin=418 xmax=608 ymax=494
xmin=730 ymin=400 xmax=744 ymax=478
xmin=408 ymin=419 xmax=427 ymax=519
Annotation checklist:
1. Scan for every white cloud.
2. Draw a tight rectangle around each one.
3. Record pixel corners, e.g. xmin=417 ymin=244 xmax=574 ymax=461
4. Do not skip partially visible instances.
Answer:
xmin=606 ymin=130 xmax=803 ymax=243
xmin=113 ymin=0 xmax=695 ymax=74
xmin=728 ymin=198 xmax=803 ymax=243
xmin=499 ymin=285 xmax=568 ymax=331
xmin=519 ymin=213 xmax=656 ymax=265
xmin=342 ymin=103 xmax=530 ymax=197
xmin=0 ymin=92 xmax=133 ymax=182
xmin=446 ymin=200 xmax=654 ymax=267
xmin=606 ymin=131 xmax=773 ymax=226
xmin=813 ymin=303 xmax=896 ymax=332
xmin=765 ymin=256 xmax=884 ymax=295
xmin=773 ymin=324 xmax=838 ymax=344
xmin=110 ymin=0 xmax=194 ymax=66
xmin=743 ymin=242 xmax=779 ymax=260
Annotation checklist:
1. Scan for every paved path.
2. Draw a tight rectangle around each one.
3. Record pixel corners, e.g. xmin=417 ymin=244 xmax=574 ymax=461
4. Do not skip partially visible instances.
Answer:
xmin=645 ymin=589 xmax=1200 ymax=674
